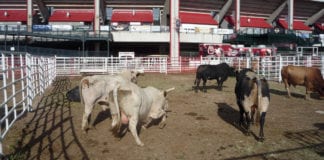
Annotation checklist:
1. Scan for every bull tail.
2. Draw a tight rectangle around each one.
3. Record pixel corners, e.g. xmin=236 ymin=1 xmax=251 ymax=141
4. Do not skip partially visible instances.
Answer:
xmin=111 ymin=87 xmax=122 ymax=135
xmin=79 ymin=78 xmax=90 ymax=105
xmin=164 ymin=87 xmax=175 ymax=97
xmin=256 ymin=77 xmax=262 ymax=124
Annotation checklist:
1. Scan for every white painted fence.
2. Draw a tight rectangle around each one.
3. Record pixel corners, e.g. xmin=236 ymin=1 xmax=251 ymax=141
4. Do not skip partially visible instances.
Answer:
xmin=56 ymin=55 xmax=324 ymax=82
xmin=55 ymin=56 xmax=168 ymax=75
xmin=0 ymin=52 xmax=55 ymax=155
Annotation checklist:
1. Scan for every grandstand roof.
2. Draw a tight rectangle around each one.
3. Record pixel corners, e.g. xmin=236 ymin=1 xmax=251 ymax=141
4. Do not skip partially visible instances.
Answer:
xmin=0 ymin=0 xmax=323 ymax=25
xmin=49 ymin=10 xmax=94 ymax=22
xmin=179 ymin=11 xmax=218 ymax=25
xmin=180 ymin=0 xmax=324 ymax=24
xmin=111 ymin=10 xmax=153 ymax=23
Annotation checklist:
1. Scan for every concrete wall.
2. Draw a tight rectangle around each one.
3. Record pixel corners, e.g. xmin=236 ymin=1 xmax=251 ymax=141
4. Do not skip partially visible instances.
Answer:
xmin=112 ymin=31 xmax=223 ymax=44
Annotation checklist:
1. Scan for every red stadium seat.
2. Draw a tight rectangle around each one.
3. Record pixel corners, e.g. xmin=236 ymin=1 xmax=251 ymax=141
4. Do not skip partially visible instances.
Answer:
xmin=0 ymin=10 xmax=27 ymax=22
xmin=277 ymin=19 xmax=311 ymax=31
xmin=111 ymin=10 xmax=153 ymax=23
xmin=179 ymin=11 xmax=218 ymax=25
xmin=49 ymin=9 xmax=94 ymax=22
xmin=225 ymin=16 xmax=272 ymax=28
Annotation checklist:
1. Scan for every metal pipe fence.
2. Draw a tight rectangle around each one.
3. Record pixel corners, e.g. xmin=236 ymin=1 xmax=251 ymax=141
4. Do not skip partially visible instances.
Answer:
xmin=0 ymin=52 xmax=55 ymax=155
xmin=55 ymin=55 xmax=324 ymax=82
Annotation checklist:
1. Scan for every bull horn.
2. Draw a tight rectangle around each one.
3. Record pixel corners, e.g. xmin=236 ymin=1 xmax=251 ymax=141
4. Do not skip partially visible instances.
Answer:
xmin=165 ymin=87 xmax=175 ymax=93
xmin=164 ymin=87 xmax=175 ymax=97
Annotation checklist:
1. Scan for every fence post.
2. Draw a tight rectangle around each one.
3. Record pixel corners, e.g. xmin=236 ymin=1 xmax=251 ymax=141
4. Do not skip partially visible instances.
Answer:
xmin=26 ymin=54 xmax=33 ymax=111
xmin=246 ymin=57 xmax=250 ymax=69
xmin=39 ymin=57 xmax=45 ymax=94
xmin=322 ymin=56 xmax=324 ymax=78
xmin=0 ymin=53 xmax=7 ymax=155
xmin=306 ymin=56 xmax=312 ymax=67
xmin=261 ymin=57 xmax=265 ymax=77
xmin=19 ymin=54 xmax=26 ymax=111
xmin=279 ymin=56 xmax=283 ymax=82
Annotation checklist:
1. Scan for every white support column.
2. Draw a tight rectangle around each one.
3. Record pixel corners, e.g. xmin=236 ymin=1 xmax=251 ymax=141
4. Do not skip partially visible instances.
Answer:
xmin=267 ymin=0 xmax=287 ymax=24
xmin=94 ymin=0 xmax=100 ymax=32
xmin=235 ymin=0 xmax=240 ymax=32
xmin=321 ymin=56 xmax=324 ymax=78
xmin=169 ymin=0 xmax=180 ymax=64
xmin=27 ymin=0 xmax=33 ymax=32
xmin=305 ymin=9 xmax=324 ymax=26
xmin=94 ymin=0 xmax=101 ymax=54
xmin=35 ymin=0 xmax=49 ymax=23
xmin=215 ymin=0 xmax=233 ymax=23
xmin=287 ymin=0 xmax=294 ymax=30
xmin=161 ymin=0 xmax=170 ymax=26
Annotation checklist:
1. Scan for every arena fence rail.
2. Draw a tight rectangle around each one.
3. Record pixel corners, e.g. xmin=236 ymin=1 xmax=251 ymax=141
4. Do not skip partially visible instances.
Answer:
xmin=55 ymin=55 xmax=324 ymax=81
xmin=0 ymin=52 xmax=55 ymax=155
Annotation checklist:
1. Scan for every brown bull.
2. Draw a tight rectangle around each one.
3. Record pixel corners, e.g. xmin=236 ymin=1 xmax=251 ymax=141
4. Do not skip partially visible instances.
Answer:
xmin=281 ymin=65 xmax=324 ymax=99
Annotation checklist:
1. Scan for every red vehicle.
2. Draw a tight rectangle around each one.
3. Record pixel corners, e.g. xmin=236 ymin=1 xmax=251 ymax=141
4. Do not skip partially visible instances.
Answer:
xmin=250 ymin=45 xmax=277 ymax=57
xmin=199 ymin=43 xmax=277 ymax=57
xmin=199 ymin=43 xmax=237 ymax=57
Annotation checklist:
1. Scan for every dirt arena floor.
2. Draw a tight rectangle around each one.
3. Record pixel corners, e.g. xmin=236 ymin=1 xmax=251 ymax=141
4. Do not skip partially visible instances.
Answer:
xmin=2 ymin=73 xmax=324 ymax=160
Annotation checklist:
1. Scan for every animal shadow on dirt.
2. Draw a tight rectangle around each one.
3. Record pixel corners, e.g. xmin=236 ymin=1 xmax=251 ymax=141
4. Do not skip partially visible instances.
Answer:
xmin=6 ymin=77 xmax=90 ymax=160
xmin=284 ymin=125 xmax=324 ymax=156
xmin=92 ymin=109 xmax=111 ymax=127
xmin=216 ymin=102 xmax=259 ymax=141
xmin=114 ymin=116 xmax=165 ymax=139
xmin=314 ymin=123 xmax=324 ymax=130
xmin=193 ymin=85 xmax=228 ymax=92
xmin=216 ymin=103 xmax=244 ymax=133
xmin=269 ymin=88 xmax=320 ymax=99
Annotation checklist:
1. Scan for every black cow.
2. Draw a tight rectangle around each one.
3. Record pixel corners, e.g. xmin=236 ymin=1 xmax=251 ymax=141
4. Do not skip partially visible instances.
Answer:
xmin=235 ymin=68 xmax=270 ymax=142
xmin=194 ymin=63 xmax=234 ymax=92
xmin=66 ymin=86 xmax=81 ymax=102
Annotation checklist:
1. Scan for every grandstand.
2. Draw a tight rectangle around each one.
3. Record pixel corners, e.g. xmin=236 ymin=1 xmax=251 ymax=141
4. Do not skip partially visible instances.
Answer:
xmin=0 ymin=0 xmax=323 ymax=57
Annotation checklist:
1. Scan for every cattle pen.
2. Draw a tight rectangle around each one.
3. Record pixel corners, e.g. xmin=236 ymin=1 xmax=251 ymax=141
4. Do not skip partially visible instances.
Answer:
xmin=0 ymin=51 xmax=324 ymax=157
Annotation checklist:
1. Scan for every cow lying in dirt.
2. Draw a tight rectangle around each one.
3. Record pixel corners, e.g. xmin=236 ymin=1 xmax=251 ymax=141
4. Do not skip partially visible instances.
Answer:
xmin=109 ymin=81 xmax=175 ymax=146
xmin=79 ymin=70 xmax=143 ymax=131
xmin=235 ymin=68 xmax=270 ymax=142
xmin=281 ymin=65 xmax=324 ymax=99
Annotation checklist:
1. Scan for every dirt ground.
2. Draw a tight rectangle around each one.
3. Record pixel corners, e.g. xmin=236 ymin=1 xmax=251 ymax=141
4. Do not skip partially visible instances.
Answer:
xmin=3 ymin=73 xmax=324 ymax=160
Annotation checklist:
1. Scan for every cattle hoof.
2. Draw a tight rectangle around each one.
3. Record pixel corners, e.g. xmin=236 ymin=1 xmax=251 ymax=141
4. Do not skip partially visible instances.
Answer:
xmin=141 ymin=126 xmax=147 ymax=130
xmin=137 ymin=142 xmax=144 ymax=147
xmin=159 ymin=123 xmax=166 ymax=129
xmin=258 ymin=137 xmax=265 ymax=142
xmin=82 ymin=129 xmax=88 ymax=134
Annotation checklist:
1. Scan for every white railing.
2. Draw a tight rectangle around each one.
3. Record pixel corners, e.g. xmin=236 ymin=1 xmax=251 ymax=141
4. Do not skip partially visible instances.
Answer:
xmin=55 ymin=55 xmax=324 ymax=82
xmin=0 ymin=52 xmax=55 ymax=155
xmin=55 ymin=56 xmax=168 ymax=75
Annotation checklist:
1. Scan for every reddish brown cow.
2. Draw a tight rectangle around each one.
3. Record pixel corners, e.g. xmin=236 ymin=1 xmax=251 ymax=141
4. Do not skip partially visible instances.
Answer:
xmin=281 ymin=65 xmax=324 ymax=99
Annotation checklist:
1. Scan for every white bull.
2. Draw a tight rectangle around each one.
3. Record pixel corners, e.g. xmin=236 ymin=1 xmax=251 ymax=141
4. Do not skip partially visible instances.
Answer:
xmin=80 ymin=69 xmax=143 ymax=131
xmin=109 ymin=81 xmax=175 ymax=146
